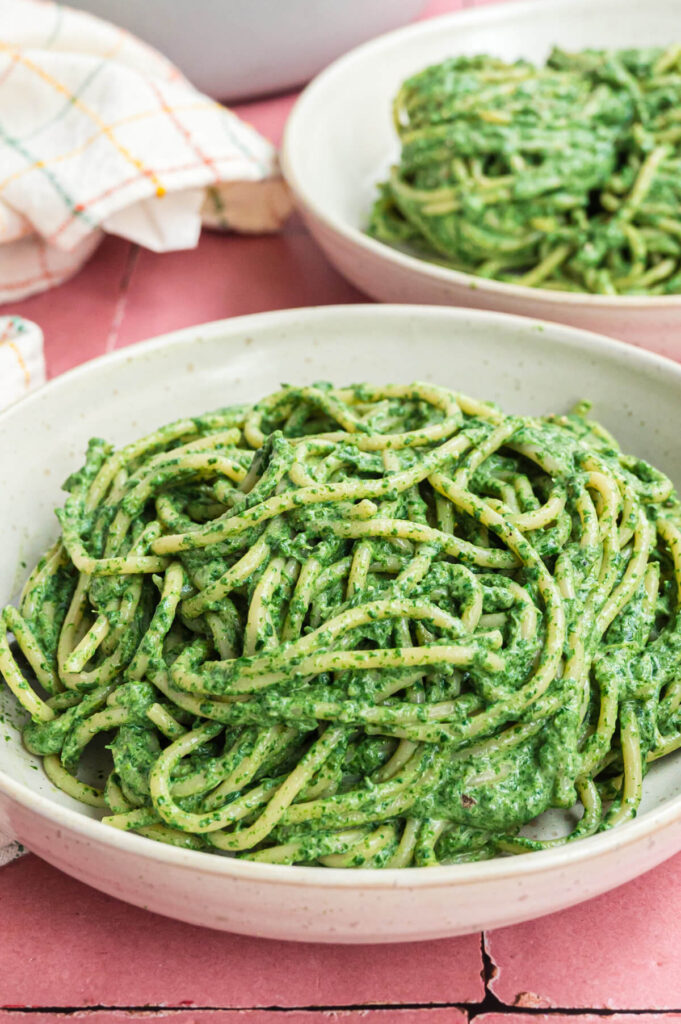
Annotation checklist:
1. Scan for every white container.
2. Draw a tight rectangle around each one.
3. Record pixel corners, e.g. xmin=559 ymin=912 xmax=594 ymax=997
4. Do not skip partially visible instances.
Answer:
xmin=66 ymin=0 xmax=427 ymax=100
xmin=3 ymin=305 xmax=681 ymax=941
xmin=282 ymin=0 xmax=681 ymax=359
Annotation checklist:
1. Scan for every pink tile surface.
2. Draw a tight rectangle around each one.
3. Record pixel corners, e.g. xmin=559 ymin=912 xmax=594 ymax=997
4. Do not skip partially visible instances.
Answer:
xmin=0 ymin=1014 xmax=467 ymax=1024
xmin=113 ymin=223 xmax=363 ymax=352
xmin=0 ymin=856 xmax=484 ymax=1008
xmin=480 ymin=1017 xmax=681 ymax=1024
xmin=487 ymin=851 xmax=681 ymax=1009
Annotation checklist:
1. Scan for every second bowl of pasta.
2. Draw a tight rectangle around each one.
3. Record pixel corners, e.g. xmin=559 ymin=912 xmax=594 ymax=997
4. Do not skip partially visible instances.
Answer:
xmin=282 ymin=0 xmax=681 ymax=358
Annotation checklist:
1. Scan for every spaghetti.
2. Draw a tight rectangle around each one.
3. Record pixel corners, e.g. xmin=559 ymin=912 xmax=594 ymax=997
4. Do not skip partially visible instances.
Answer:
xmin=3 ymin=381 xmax=681 ymax=866
xmin=368 ymin=46 xmax=681 ymax=295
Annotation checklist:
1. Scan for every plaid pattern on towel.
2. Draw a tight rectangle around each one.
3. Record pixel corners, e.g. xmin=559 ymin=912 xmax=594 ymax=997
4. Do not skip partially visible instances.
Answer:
xmin=0 ymin=0 xmax=290 ymax=301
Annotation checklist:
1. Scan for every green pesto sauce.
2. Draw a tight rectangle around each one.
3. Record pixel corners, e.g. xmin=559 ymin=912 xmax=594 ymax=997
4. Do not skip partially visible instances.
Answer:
xmin=3 ymin=383 xmax=681 ymax=866
xmin=369 ymin=46 xmax=681 ymax=296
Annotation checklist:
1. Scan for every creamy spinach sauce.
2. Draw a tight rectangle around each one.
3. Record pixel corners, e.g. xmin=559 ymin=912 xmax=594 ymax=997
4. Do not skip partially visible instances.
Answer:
xmin=369 ymin=46 xmax=681 ymax=295
xmin=2 ymin=382 xmax=681 ymax=867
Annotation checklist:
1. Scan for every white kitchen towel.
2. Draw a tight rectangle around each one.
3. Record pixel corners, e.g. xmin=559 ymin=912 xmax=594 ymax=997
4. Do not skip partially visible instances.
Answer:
xmin=0 ymin=0 xmax=291 ymax=302
xmin=0 ymin=315 xmax=46 ymax=407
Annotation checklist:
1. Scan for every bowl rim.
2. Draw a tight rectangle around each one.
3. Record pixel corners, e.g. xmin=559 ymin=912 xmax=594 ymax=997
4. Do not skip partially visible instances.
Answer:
xmin=281 ymin=0 xmax=681 ymax=311
xmin=3 ymin=302 xmax=681 ymax=889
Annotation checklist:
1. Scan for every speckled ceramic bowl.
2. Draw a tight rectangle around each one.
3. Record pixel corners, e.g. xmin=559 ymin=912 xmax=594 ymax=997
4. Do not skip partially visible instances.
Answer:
xmin=281 ymin=0 xmax=681 ymax=358
xmin=2 ymin=305 xmax=681 ymax=942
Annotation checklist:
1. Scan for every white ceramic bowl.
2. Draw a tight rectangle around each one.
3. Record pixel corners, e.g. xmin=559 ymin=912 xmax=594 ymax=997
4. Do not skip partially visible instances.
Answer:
xmin=282 ymin=0 xmax=681 ymax=359
xmin=3 ymin=305 xmax=681 ymax=942
xmin=66 ymin=0 xmax=427 ymax=101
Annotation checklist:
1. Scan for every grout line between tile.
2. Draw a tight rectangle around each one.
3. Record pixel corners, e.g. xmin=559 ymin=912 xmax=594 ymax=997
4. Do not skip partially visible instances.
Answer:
xmin=1 ymin=1004 xmax=680 ymax=1016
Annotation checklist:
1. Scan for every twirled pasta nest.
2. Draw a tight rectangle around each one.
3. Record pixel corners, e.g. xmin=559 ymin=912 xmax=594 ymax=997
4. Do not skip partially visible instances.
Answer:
xmin=369 ymin=46 xmax=681 ymax=295
xmin=2 ymin=381 xmax=680 ymax=866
